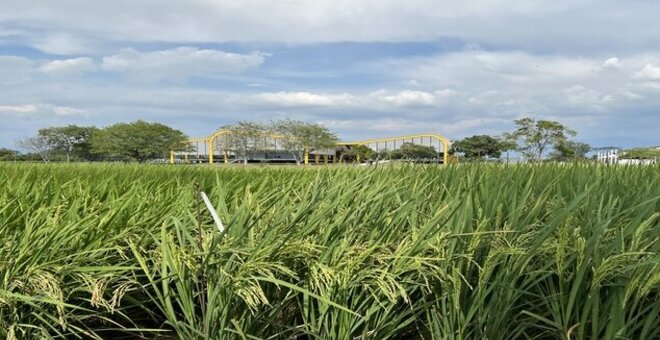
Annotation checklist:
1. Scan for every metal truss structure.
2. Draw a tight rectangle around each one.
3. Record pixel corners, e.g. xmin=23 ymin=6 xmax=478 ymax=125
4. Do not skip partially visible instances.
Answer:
xmin=170 ymin=130 xmax=450 ymax=165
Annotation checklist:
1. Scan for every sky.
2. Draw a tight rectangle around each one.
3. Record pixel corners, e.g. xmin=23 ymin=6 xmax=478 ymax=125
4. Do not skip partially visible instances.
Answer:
xmin=1 ymin=0 xmax=659 ymax=149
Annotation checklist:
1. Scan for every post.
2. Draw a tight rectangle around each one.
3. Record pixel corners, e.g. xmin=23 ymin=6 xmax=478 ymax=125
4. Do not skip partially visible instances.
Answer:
xmin=184 ymin=153 xmax=188 ymax=163
xmin=223 ymin=151 xmax=228 ymax=164
xmin=169 ymin=150 xmax=174 ymax=164
xmin=315 ymin=154 xmax=320 ymax=164
xmin=208 ymin=140 xmax=214 ymax=164
xmin=304 ymin=149 xmax=309 ymax=165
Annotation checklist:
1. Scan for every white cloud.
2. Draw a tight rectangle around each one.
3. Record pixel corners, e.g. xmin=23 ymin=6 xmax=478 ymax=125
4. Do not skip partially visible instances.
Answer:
xmin=416 ymin=50 xmax=598 ymax=85
xmin=254 ymin=89 xmax=457 ymax=109
xmin=369 ymin=89 xmax=455 ymax=107
xmin=1 ymin=1 xmax=658 ymax=53
xmin=318 ymin=118 xmax=436 ymax=135
xmin=376 ymin=90 xmax=436 ymax=106
xmin=318 ymin=116 xmax=511 ymax=138
xmin=0 ymin=104 xmax=86 ymax=117
xmin=602 ymin=57 xmax=621 ymax=69
xmin=374 ymin=49 xmax=660 ymax=116
xmin=52 ymin=106 xmax=86 ymax=116
xmin=635 ymin=64 xmax=660 ymax=80
xmin=101 ymin=47 xmax=266 ymax=80
xmin=562 ymin=85 xmax=609 ymax=110
xmin=255 ymin=91 xmax=354 ymax=107
xmin=0 ymin=104 xmax=39 ymax=113
xmin=29 ymin=33 xmax=97 ymax=55
xmin=39 ymin=57 xmax=96 ymax=75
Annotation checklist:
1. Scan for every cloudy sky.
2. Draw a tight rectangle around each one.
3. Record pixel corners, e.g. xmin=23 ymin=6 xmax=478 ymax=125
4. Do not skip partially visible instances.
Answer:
xmin=1 ymin=0 xmax=659 ymax=149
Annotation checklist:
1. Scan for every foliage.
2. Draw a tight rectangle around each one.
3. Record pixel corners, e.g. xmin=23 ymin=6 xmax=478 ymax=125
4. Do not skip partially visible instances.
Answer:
xmin=90 ymin=120 xmax=188 ymax=162
xmin=621 ymin=147 xmax=660 ymax=159
xmin=1 ymin=163 xmax=659 ymax=339
xmin=38 ymin=125 xmax=98 ymax=162
xmin=15 ymin=136 xmax=52 ymax=162
xmin=450 ymin=135 xmax=503 ymax=160
xmin=341 ymin=145 xmax=377 ymax=162
xmin=389 ymin=142 xmax=438 ymax=159
xmin=497 ymin=137 xmax=518 ymax=153
xmin=550 ymin=140 xmax=591 ymax=161
xmin=272 ymin=119 xmax=338 ymax=165
xmin=218 ymin=121 xmax=267 ymax=164
xmin=0 ymin=148 xmax=19 ymax=161
xmin=505 ymin=117 xmax=576 ymax=161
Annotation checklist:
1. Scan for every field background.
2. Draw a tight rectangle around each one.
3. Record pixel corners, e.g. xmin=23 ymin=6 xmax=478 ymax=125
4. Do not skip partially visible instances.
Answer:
xmin=0 ymin=163 xmax=658 ymax=339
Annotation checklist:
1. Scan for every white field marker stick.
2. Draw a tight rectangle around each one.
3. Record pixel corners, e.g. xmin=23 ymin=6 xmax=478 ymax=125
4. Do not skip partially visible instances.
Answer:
xmin=200 ymin=192 xmax=225 ymax=233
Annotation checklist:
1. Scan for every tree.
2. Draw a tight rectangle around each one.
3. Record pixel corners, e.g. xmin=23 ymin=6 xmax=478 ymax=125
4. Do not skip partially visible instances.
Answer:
xmin=0 ymin=148 xmax=19 ymax=161
xmin=16 ymin=136 xmax=52 ymax=162
xmin=342 ymin=145 xmax=377 ymax=163
xmin=621 ymin=147 xmax=660 ymax=160
xmin=219 ymin=121 xmax=267 ymax=164
xmin=550 ymin=141 xmax=591 ymax=161
xmin=390 ymin=142 xmax=438 ymax=160
xmin=38 ymin=125 xmax=98 ymax=162
xmin=497 ymin=136 xmax=519 ymax=164
xmin=450 ymin=135 xmax=503 ymax=161
xmin=506 ymin=117 xmax=576 ymax=162
xmin=90 ymin=120 xmax=188 ymax=162
xmin=272 ymin=119 xmax=338 ymax=165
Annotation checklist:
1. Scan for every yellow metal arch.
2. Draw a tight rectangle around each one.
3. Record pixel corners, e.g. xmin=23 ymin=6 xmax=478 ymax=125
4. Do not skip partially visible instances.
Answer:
xmin=171 ymin=130 xmax=450 ymax=165
xmin=338 ymin=133 xmax=450 ymax=164
xmin=207 ymin=129 xmax=230 ymax=164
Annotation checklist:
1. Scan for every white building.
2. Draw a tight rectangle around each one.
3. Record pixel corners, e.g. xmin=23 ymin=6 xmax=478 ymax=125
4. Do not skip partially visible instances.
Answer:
xmin=597 ymin=148 xmax=657 ymax=165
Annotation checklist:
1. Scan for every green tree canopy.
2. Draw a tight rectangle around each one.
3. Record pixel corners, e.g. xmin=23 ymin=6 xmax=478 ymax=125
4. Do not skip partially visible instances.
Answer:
xmin=390 ymin=142 xmax=438 ymax=160
xmin=550 ymin=141 xmax=591 ymax=161
xmin=450 ymin=135 xmax=503 ymax=160
xmin=505 ymin=117 xmax=576 ymax=161
xmin=90 ymin=120 xmax=188 ymax=162
xmin=272 ymin=119 xmax=338 ymax=165
xmin=621 ymin=147 xmax=660 ymax=159
xmin=342 ymin=145 xmax=377 ymax=163
xmin=0 ymin=148 xmax=19 ymax=161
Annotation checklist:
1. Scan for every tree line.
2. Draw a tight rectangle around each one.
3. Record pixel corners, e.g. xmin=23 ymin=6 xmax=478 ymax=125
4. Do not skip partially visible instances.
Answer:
xmin=4 ymin=118 xmax=445 ymax=164
xmin=451 ymin=117 xmax=593 ymax=162
xmin=3 ymin=116 xmax=655 ymax=163
xmin=4 ymin=119 xmax=342 ymax=164
xmin=7 ymin=121 xmax=187 ymax=163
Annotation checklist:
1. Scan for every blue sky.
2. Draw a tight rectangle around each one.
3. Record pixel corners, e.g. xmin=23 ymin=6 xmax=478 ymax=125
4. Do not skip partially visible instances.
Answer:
xmin=1 ymin=0 xmax=659 ymax=149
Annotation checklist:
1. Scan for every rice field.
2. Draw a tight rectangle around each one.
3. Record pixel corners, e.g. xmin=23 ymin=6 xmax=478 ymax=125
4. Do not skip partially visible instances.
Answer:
xmin=0 ymin=163 xmax=658 ymax=339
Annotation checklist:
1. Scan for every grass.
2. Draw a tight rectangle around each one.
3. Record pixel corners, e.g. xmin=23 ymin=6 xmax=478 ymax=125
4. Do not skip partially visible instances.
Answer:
xmin=0 ymin=163 xmax=658 ymax=339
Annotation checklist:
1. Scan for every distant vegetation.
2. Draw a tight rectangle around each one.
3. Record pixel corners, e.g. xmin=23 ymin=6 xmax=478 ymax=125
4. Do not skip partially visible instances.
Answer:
xmin=11 ymin=121 xmax=186 ymax=163
xmin=622 ymin=147 xmax=660 ymax=159
xmin=5 ymin=117 xmax=658 ymax=163
xmin=220 ymin=119 xmax=338 ymax=165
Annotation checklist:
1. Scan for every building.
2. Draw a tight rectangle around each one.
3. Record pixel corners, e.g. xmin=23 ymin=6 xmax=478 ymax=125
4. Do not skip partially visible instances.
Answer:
xmin=170 ymin=130 xmax=451 ymax=165
xmin=597 ymin=148 xmax=658 ymax=165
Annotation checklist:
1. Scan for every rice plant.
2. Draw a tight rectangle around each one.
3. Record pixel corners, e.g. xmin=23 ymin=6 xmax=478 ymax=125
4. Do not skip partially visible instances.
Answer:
xmin=0 ymin=163 xmax=658 ymax=339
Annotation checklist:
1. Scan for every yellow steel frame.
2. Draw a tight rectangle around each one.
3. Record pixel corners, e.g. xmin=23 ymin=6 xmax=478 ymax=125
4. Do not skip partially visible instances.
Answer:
xmin=171 ymin=130 xmax=450 ymax=165
xmin=338 ymin=133 xmax=450 ymax=165
xmin=173 ymin=129 xmax=310 ymax=164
